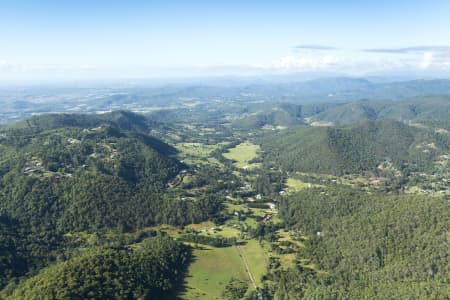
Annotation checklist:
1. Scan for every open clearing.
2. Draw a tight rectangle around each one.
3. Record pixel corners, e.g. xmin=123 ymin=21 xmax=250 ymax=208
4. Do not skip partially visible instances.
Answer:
xmin=238 ymin=240 xmax=268 ymax=286
xmin=198 ymin=225 xmax=242 ymax=239
xmin=175 ymin=142 xmax=225 ymax=166
xmin=176 ymin=142 xmax=217 ymax=157
xmin=223 ymin=141 xmax=261 ymax=169
xmin=182 ymin=245 xmax=248 ymax=300
xmin=286 ymin=177 xmax=310 ymax=192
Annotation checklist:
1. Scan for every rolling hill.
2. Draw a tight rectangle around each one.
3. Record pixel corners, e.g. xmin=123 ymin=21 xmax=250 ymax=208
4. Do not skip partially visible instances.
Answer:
xmin=310 ymin=96 xmax=450 ymax=125
xmin=259 ymin=119 xmax=449 ymax=175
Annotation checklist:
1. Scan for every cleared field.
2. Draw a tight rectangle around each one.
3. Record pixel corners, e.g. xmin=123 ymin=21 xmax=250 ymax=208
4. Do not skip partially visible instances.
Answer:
xmin=198 ymin=225 xmax=241 ymax=239
xmin=226 ymin=202 xmax=245 ymax=213
xmin=249 ymin=207 xmax=282 ymax=224
xmin=175 ymin=142 xmax=225 ymax=166
xmin=286 ymin=177 xmax=310 ymax=192
xmin=265 ymin=230 xmax=311 ymax=270
xmin=186 ymin=221 xmax=215 ymax=231
xmin=146 ymin=224 xmax=183 ymax=238
xmin=277 ymin=230 xmax=304 ymax=247
xmin=176 ymin=142 xmax=217 ymax=157
xmin=223 ymin=141 xmax=261 ymax=169
xmin=239 ymin=240 xmax=269 ymax=286
xmin=182 ymin=245 xmax=248 ymax=300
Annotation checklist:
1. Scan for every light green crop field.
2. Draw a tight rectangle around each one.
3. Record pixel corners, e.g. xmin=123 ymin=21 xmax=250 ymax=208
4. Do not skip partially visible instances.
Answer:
xmin=186 ymin=221 xmax=215 ymax=231
xmin=198 ymin=225 xmax=242 ymax=239
xmin=286 ymin=177 xmax=310 ymax=192
xmin=226 ymin=202 xmax=245 ymax=213
xmin=239 ymin=239 xmax=269 ymax=286
xmin=182 ymin=245 xmax=249 ymax=300
xmin=250 ymin=207 xmax=271 ymax=217
xmin=176 ymin=142 xmax=217 ymax=157
xmin=175 ymin=142 xmax=226 ymax=166
xmin=223 ymin=141 xmax=261 ymax=169
xmin=215 ymin=226 xmax=242 ymax=238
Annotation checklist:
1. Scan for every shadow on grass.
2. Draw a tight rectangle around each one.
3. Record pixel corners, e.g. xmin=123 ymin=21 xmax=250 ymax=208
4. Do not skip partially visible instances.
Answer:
xmin=159 ymin=245 xmax=199 ymax=300
xmin=160 ymin=242 xmax=243 ymax=299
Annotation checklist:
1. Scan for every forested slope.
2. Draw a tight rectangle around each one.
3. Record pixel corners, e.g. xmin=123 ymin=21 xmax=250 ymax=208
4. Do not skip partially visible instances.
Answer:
xmin=311 ymin=96 xmax=450 ymax=125
xmin=231 ymin=96 xmax=450 ymax=129
xmin=0 ymin=112 xmax=223 ymax=293
xmin=259 ymin=120 xmax=449 ymax=175
xmin=1 ymin=235 xmax=190 ymax=300
xmin=276 ymin=187 xmax=448 ymax=299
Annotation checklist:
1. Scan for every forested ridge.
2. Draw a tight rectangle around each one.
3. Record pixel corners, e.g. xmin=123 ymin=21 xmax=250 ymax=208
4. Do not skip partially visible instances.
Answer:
xmin=310 ymin=96 xmax=450 ymax=125
xmin=1 ymin=235 xmax=190 ymax=300
xmin=0 ymin=112 xmax=224 ymax=297
xmin=259 ymin=119 xmax=450 ymax=175
xmin=231 ymin=96 xmax=450 ymax=129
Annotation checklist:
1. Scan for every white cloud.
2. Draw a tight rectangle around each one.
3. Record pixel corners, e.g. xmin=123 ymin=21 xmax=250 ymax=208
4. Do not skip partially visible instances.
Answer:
xmin=257 ymin=47 xmax=450 ymax=75
xmin=420 ymin=52 xmax=433 ymax=69
xmin=271 ymin=56 xmax=310 ymax=69
xmin=266 ymin=55 xmax=338 ymax=70
xmin=322 ymin=55 xmax=338 ymax=65
xmin=0 ymin=60 xmax=15 ymax=71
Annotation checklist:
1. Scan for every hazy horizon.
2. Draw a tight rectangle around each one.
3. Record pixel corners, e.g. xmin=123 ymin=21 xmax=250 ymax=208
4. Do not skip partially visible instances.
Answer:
xmin=1 ymin=0 xmax=450 ymax=82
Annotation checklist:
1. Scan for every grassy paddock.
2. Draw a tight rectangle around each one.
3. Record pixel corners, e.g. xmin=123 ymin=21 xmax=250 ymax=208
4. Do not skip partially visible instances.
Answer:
xmin=223 ymin=141 xmax=261 ymax=169
xmin=239 ymin=239 xmax=269 ymax=286
xmin=182 ymin=245 xmax=248 ymax=300
xmin=286 ymin=177 xmax=310 ymax=192
xmin=175 ymin=142 xmax=225 ymax=166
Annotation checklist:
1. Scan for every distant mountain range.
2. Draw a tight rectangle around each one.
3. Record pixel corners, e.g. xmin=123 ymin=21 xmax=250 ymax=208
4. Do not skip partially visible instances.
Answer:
xmin=233 ymin=78 xmax=450 ymax=103
xmin=1 ymin=77 xmax=450 ymax=124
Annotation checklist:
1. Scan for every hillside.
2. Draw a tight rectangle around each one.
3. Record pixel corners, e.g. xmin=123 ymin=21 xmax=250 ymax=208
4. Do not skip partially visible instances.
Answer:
xmin=310 ymin=96 xmax=450 ymax=125
xmin=232 ymin=107 xmax=305 ymax=129
xmin=259 ymin=120 xmax=450 ymax=175
xmin=0 ymin=112 xmax=228 ymax=233
xmin=0 ymin=109 xmax=448 ymax=300
xmin=7 ymin=110 xmax=151 ymax=133
xmin=275 ymin=187 xmax=448 ymax=298
xmin=0 ymin=112 xmax=227 ymax=292
xmin=1 ymin=235 xmax=190 ymax=300
xmin=228 ymin=96 xmax=450 ymax=129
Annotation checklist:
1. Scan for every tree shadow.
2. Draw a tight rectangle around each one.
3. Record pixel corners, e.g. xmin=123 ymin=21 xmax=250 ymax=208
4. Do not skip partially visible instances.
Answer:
xmin=162 ymin=243 xmax=226 ymax=299
xmin=159 ymin=245 xmax=200 ymax=300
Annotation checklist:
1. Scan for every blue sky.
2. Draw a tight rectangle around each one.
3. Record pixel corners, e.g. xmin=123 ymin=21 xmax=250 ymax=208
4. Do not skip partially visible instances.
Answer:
xmin=1 ymin=0 xmax=450 ymax=80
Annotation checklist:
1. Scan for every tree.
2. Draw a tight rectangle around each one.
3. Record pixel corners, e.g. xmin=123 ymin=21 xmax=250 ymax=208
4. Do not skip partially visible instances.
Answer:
xmin=222 ymin=277 xmax=249 ymax=300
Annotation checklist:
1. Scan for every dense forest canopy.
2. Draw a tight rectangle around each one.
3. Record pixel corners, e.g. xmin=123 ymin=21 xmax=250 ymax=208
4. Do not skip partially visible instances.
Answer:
xmin=0 ymin=112 xmax=225 ymax=296
xmin=277 ymin=187 xmax=448 ymax=299
xmin=259 ymin=119 xmax=450 ymax=175
xmin=0 ymin=103 xmax=448 ymax=299
xmin=2 ymin=0 xmax=450 ymax=296
xmin=1 ymin=235 xmax=190 ymax=300
xmin=229 ymin=96 xmax=450 ymax=129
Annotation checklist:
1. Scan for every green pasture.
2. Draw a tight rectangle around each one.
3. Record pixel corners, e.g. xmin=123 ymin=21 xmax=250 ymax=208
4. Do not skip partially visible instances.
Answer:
xmin=223 ymin=141 xmax=261 ymax=169
xmin=182 ymin=245 xmax=248 ymax=300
